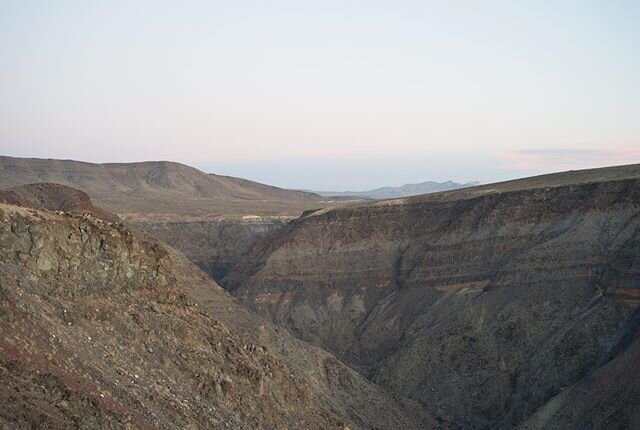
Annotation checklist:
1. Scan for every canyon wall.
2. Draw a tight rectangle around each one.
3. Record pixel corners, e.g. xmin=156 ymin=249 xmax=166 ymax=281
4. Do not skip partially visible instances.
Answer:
xmin=227 ymin=174 xmax=640 ymax=429
xmin=135 ymin=216 xmax=290 ymax=280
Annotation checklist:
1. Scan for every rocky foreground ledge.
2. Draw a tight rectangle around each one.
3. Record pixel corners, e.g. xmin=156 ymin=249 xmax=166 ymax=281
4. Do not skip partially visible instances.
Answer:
xmin=0 ymin=185 xmax=429 ymax=429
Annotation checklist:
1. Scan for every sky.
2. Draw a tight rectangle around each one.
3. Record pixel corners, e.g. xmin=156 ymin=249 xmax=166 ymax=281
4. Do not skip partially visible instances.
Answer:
xmin=1 ymin=1 xmax=639 ymax=190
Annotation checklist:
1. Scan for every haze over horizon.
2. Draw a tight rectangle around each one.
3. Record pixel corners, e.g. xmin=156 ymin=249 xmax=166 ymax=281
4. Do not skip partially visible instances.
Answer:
xmin=2 ymin=3 xmax=640 ymax=428
xmin=2 ymin=1 xmax=639 ymax=190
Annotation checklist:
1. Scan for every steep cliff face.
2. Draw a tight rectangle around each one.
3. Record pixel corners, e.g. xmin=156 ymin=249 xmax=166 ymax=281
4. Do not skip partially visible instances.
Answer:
xmin=0 ymin=194 xmax=429 ymax=429
xmin=136 ymin=217 xmax=290 ymax=280
xmin=227 ymin=168 xmax=640 ymax=429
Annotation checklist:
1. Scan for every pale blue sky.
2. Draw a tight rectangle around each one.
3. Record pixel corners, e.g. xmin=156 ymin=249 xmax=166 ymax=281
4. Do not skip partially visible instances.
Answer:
xmin=1 ymin=1 xmax=639 ymax=189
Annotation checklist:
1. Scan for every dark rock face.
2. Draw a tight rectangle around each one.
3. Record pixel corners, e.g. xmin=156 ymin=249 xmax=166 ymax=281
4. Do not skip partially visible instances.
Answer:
xmin=227 ymin=176 xmax=640 ymax=429
xmin=135 ymin=217 xmax=289 ymax=281
xmin=0 ymin=198 xmax=429 ymax=429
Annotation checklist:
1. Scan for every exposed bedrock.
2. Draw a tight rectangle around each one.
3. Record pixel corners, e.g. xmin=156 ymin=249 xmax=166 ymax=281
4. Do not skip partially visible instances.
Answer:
xmin=226 ymin=178 xmax=640 ymax=429
xmin=134 ymin=217 xmax=289 ymax=281
xmin=0 ymin=199 xmax=429 ymax=429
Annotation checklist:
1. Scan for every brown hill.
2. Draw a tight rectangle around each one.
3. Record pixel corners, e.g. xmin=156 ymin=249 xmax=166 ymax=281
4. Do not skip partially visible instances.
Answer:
xmin=225 ymin=164 xmax=640 ymax=429
xmin=0 ymin=188 xmax=429 ymax=429
xmin=0 ymin=156 xmax=327 ymax=220
xmin=0 ymin=182 xmax=117 ymax=222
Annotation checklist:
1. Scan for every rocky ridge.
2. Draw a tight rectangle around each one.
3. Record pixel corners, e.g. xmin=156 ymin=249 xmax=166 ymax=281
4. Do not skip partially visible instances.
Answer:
xmin=0 ymin=187 xmax=428 ymax=429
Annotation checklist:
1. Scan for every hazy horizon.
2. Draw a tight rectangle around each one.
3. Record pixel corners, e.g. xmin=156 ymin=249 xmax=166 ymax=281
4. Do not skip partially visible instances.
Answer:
xmin=2 ymin=1 xmax=639 ymax=190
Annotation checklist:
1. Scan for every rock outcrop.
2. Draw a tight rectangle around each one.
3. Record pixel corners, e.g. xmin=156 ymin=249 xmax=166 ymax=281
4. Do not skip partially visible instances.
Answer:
xmin=0 ymin=188 xmax=428 ymax=429
xmin=226 ymin=164 xmax=640 ymax=429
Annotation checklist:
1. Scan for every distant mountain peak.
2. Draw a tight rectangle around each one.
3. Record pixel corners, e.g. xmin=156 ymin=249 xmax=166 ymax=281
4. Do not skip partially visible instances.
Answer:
xmin=311 ymin=180 xmax=480 ymax=199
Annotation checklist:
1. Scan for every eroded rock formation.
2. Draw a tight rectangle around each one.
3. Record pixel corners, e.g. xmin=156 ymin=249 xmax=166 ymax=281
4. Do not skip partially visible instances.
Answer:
xmin=227 ymin=166 xmax=640 ymax=429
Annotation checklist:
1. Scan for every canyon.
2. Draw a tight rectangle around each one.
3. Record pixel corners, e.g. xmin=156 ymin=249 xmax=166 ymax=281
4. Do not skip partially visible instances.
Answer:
xmin=0 ymin=158 xmax=639 ymax=429
xmin=225 ymin=164 xmax=640 ymax=429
